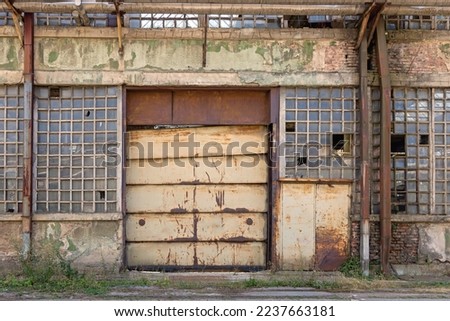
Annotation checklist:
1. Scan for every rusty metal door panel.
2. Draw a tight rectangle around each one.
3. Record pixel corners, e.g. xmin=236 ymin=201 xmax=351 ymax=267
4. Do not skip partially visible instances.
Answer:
xmin=197 ymin=213 xmax=267 ymax=241
xmin=195 ymin=242 xmax=266 ymax=266
xmin=127 ymin=125 xmax=268 ymax=160
xmin=126 ymin=155 xmax=268 ymax=185
xmin=126 ymin=214 xmax=194 ymax=242
xmin=315 ymin=184 xmax=351 ymax=271
xmin=126 ymin=91 xmax=172 ymax=125
xmin=279 ymin=183 xmax=315 ymax=270
xmin=127 ymin=242 xmax=195 ymax=267
xmin=126 ymin=184 xmax=268 ymax=214
xmin=126 ymin=124 xmax=268 ymax=270
xmin=127 ymin=213 xmax=267 ymax=242
xmin=127 ymin=242 xmax=266 ymax=268
xmin=172 ymin=90 xmax=270 ymax=125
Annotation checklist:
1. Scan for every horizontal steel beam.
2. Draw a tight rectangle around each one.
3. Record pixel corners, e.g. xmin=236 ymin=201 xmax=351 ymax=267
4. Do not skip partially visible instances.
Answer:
xmin=10 ymin=0 xmax=450 ymax=6
xmin=2 ymin=3 xmax=450 ymax=16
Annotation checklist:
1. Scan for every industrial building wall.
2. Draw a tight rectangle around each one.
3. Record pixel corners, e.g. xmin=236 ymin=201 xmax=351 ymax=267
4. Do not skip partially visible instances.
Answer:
xmin=1 ymin=14 xmax=450 ymax=273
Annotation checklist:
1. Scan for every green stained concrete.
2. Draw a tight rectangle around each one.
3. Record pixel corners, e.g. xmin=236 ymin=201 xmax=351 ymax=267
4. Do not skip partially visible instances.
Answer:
xmin=48 ymin=51 xmax=59 ymax=64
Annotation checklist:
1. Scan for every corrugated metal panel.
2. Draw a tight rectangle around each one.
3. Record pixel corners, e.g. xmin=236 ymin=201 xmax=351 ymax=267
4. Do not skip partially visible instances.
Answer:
xmin=315 ymin=184 xmax=350 ymax=271
xmin=127 ymin=242 xmax=266 ymax=267
xmin=126 ymin=213 xmax=267 ymax=241
xmin=126 ymin=155 xmax=268 ymax=185
xmin=126 ymin=125 xmax=268 ymax=270
xmin=279 ymin=183 xmax=315 ymax=270
xmin=127 ymin=125 xmax=268 ymax=160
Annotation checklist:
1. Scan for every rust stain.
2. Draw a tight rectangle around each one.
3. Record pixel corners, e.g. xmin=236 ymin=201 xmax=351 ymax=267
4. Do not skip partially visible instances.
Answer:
xmin=166 ymin=248 xmax=172 ymax=265
xmin=193 ymin=213 xmax=199 ymax=242
xmin=215 ymin=190 xmax=225 ymax=208
xmin=205 ymin=171 xmax=211 ymax=183
xmin=193 ymin=243 xmax=198 ymax=266
xmin=222 ymin=207 xmax=250 ymax=213
xmin=170 ymin=237 xmax=197 ymax=242
xmin=219 ymin=236 xmax=257 ymax=242
xmin=315 ymin=228 xmax=348 ymax=271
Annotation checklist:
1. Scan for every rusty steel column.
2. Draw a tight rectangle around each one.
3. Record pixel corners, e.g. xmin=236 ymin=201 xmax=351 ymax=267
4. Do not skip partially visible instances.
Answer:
xmin=22 ymin=13 xmax=34 ymax=259
xmin=269 ymin=88 xmax=280 ymax=270
xmin=359 ymin=35 xmax=370 ymax=277
xmin=375 ymin=17 xmax=392 ymax=275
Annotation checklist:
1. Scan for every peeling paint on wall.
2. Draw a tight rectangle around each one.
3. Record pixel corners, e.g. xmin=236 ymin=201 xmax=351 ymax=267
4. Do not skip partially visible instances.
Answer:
xmin=0 ymin=39 xmax=19 ymax=70
xmin=419 ymin=224 xmax=450 ymax=263
xmin=32 ymin=221 xmax=123 ymax=272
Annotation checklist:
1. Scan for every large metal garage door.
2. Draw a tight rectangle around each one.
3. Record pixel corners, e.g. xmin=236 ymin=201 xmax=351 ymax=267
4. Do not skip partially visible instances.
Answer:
xmin=126 ymin=125 xmax=268 ymax=270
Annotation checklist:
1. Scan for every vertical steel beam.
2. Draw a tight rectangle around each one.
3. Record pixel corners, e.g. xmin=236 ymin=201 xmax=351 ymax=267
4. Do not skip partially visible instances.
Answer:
xmin=359 ymin=35 xmax=370 ymax=277
xmin=202 ymin=15 xmax=208 ymax=68
xmin=375 ymin=17 xmax=392 ymax=275
xmin=269 ymin=88 xmax=280 ymax=270
xmin=22 ymin=12 xmax=34 ymax=259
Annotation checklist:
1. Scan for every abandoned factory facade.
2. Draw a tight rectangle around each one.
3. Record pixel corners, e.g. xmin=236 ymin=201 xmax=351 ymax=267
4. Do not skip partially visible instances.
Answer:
xmin=1 ymin=1 xmax=450 ymax=275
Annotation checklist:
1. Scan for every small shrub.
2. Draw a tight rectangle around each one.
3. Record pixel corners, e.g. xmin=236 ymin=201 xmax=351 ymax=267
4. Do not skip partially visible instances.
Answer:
xmin=339 ymin=256 xmax=363 ymax=278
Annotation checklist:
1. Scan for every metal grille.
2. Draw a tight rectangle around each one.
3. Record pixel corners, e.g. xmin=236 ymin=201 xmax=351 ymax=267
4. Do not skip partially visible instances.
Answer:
xmin=0 ymin=85 xmax=23 ymax=214
xmin=34 ymin=86 xmax=120 ymax=213
xmin=0 ymin=11 xmax=14 ymax=26
xmin=282 ymin=87 xmax=358 ymax=179
xmin=387 ymin=15 xmax=450 ymax=30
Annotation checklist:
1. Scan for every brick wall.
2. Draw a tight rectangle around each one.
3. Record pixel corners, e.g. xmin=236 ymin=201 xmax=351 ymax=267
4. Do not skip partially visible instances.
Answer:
xmin=388 ymin=42 xmax=450 ymax=73
xmin=351 ymin=221 xmax=419 ymax=264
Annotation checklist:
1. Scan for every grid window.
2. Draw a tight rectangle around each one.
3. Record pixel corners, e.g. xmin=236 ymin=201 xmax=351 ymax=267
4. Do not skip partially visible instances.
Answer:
xmin=433 ymin=88 xmax=450 ymax=215
xmin=126 ymin=14 xmax=358 ymax=29
xmin=387 ymin=15 xmax=450 ymax=30
xmin=35 ymin=86 xmax=120 ymax=213
xmin=372 ymin=88 xmax=450 ymax=215
xmin=0 ymin=11 xmax=14 ymax=26
xmin=0 ymin=85 xmax=24 ymax=213
xmin=35 ymin=13 xmax=111 ymax=27
xmin=208 ymin=15 xmax=281 ymax=29
xmin=282 ymin=87 xmax=358 ymax=179
xmin=127 ymin=14 xmax=199 ymax=28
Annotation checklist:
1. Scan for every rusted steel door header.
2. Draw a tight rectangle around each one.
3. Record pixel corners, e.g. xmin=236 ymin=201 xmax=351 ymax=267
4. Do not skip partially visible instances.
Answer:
xmin=126 ymin=89 xmax=270 ymax=126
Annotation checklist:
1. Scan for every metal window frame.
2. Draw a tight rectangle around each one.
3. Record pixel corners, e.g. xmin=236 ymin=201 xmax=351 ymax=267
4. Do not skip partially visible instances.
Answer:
xmin=371 ymin=87 xmax=450 ymax=215
xmin=280 ymin=86 xmax=358 ymax=180
xmin=33 ymin=85 xmax=122 ymax=214
xmin=0 ymin=85 xmax=24 ymax=214
xmin=386 ymin=15 xmax=450 ymax=30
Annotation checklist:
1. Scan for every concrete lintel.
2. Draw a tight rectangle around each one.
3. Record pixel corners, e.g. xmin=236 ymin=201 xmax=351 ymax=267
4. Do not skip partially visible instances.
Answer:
xmin=369 ymin=73 xmax=450 ymax=87
xmin=32 ymin=213 xmax=123 ymax=222
xmin=352 ymin=214 xmax=450 ymax=223
xmin=0 ymin=71 xmax=23 ymax=83
xmin=0 ymin=214 xmax=22 ymax=222
xmin=34 ymin=70 xmax=359 ymax=87
xmin=387 ymin=30 xmax=450 ymax=42
xmin=33 ymin=26 xmax=357 ymax=41
xmin=0 ymin=25 xmax=17 ymax=37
